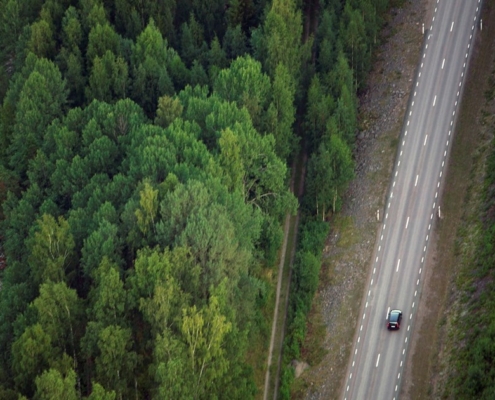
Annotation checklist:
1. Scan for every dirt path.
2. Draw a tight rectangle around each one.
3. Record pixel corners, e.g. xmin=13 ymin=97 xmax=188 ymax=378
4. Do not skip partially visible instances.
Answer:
xmin=263 ymin=211 xmax=292 ymax=400
xmin=263 ymin=0 xmax=319 ymax=396
xmin=263 ymin=149 xmax=307 ymax=400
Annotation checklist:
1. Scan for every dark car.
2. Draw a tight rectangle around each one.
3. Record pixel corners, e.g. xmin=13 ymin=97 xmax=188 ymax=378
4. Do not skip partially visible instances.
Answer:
xmin=387 ymin=309 xmax=402 ymax=330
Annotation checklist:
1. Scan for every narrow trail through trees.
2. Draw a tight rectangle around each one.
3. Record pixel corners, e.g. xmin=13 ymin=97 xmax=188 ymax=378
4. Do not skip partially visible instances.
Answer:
xmin=262 ymin=1 xmax=319 ymax=397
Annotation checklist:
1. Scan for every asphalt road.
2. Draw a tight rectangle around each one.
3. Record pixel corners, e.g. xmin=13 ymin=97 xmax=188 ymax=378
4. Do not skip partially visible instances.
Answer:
xmin=341 ymin=1 xmax=483 ymax=399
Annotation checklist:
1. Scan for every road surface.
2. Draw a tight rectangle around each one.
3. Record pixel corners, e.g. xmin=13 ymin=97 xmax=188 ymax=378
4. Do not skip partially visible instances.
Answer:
xmin=342 ymin=1 xmax=483 ymax=399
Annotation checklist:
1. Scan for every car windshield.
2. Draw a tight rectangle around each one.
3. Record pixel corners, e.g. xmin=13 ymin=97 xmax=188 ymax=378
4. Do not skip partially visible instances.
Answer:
xmin=390 ymin=311 xmax=399 ymax=322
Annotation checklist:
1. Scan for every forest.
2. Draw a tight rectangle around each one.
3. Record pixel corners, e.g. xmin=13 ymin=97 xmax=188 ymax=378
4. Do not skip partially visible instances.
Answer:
xmin=0 ymin=0 xmax=389 ymax=398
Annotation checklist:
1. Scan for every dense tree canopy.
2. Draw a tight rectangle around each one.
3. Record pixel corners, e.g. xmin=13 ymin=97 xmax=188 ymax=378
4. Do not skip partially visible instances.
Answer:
xmin=0 ymin=0 xmax=391 ymax=397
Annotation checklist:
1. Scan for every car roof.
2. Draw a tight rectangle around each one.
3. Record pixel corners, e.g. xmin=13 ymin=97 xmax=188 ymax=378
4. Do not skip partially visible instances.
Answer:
xmin=389 ymin=309 xmax=401 ymax=321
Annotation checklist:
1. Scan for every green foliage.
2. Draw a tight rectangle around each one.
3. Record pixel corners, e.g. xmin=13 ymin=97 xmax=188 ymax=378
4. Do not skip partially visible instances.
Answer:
xmin=7 ymin=56 xmax=67 ymax=177
xmin=131 ymin=19 xmax=174 ymax=116
xmin=179 ymin=14 xmax=207 ymax=68
xmin=135 ymin=180 xmax=158 ymax=235
xmin=33 ymin=281 xmax=83 ymax=365
xmin=265 ymin=63 xmax=297 ymax=160
xmin=85 ymin=383 xmax=116 ymax=400
xmin=213 ymin=55 xmax=270 ymax=132
xmin=95 ymin=325 xmax=137 ymax=397
xmin=86 ymin=50 xmax=129 ymax=103
xmin=81 ymin=220 xmax=122 ymax=277
xmin=114 ymin=0 xmax=177 ymax=42
xmin=28 ymin=18 xmax=55 ymax=59
xmin=306 ymin=134 xmax=355 ymax=217
xmin=256 ymin=0 xmax=304 ymax=79
xmin=34 ymin=368 xmax=77 ymax=400
xmin=154 ymin=95 xmax=183 ymax=128
xmin=280 ymin=218 xmax=328 ymax=398
xmin=450 ymin=139 xmax=495 ymax=398
xmin=181 ymin=295 xmax=232 ymax=396
xmin=222 ymin=24 xmax=247 ymax=60
xmin=12 ymin=324 xmax=52 ymax=396
xmin=0 ymin=0 xmax=391 ymax=396
xmin=86 ymin=23 xmax=121 ymax=67
xmin=28 ymin=214 xmax=75 ymax=285
xmin=89 ymin=257 xmax=127 ymax=327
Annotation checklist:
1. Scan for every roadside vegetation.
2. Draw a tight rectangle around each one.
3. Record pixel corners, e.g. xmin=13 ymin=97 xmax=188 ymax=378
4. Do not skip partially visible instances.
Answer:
xmin=439 ymin=16 xmax=495 ymax=397
xmin=0 ymin=0 xmax=392 ymax=398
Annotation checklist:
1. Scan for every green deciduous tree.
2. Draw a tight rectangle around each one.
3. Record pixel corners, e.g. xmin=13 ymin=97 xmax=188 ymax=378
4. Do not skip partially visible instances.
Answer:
xmin=315 ymin=10 xmax=337 ymax=75
xmin=82 ymin=220 xmax=123 ymax=278
xmin=153 ymin=331 xmax=191 ymax=399
xmin=12 ymin=324 xmax=52 ymax=397
xmin=95 ymin=325 xmax=136 ymax=399
xmin=131 ymin=19 xmax=174 ymax=116
xmin=181 ymin=294 xmax=232 ymax=397
xmin=305 ymin=74 xmax=335 ymax=149
xmin=179 ymin=14 xmax=207 ymax=68
xmin=33 ymin=282 xmax=83 ymax=377
xmin=28 ymin=18 xmax=55 ymax=59
xmin=61 ymin=6 xmax=82 ymax=52
xmin=207 ymin=35 xmax=227 ymax=82
xmin=218 ymin=127 xmax=243 ymax=191
xmin=129 ymin=247 xmax=192 ymax=308
xmin=265 ymin=63 xmax=296 ymax=160
xmin=87 ymin=23 xmax=121 ymax=67
xmin=213 ymin=55 xmax=270 ymax=132
xmin=8 ymin=57 xmax=67 ymax=177
xmin=335 ymin=82 xmax=357 ymax=146
xmin=222 ymin=24 xmax=247 ymax=60
xmin=135 ymin=180 xmax=158 ymax=235
xmin=254 ymin=0 xmax=303 ymax=79
xmin=306 ymin=134 xmax=354 ymax=218
xmin=90 ymin=257 xmax=127 ymax=327
xmin=86 ymin=382 xmax=116 ymax=400
xmin=155 ymin=95 xmax=183 ymax=128
xmin=34 ymin=368 xmax=77 ymax=400
xmin=340 ymin=3 xmax=367 ymax=88
xmin=28 ymin=214 xmax=75 ymax=285
xmin=85 ymin=52 xmax=112 ymax=103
